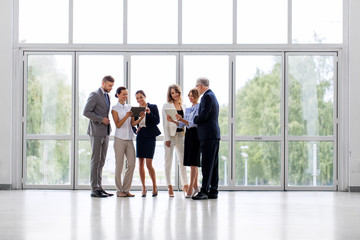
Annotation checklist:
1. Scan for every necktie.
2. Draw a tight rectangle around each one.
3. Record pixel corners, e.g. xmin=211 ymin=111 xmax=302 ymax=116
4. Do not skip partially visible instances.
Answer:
xmin=104 ymin=93 xmax=110 ymax=107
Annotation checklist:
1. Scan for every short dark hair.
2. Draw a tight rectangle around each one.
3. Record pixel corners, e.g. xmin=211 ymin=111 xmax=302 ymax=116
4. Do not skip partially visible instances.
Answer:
xmin=102 ymin=75 xmax=115 ymax=83
xmin=115 ymin=86 xmax=127 ymax=98
xmin=135 ymin=90 xmax=146 ymax=98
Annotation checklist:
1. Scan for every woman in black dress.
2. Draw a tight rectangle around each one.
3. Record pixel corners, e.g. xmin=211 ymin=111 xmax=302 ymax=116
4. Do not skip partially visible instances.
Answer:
xmin=135 ymin=90 xmax=161 ymax=197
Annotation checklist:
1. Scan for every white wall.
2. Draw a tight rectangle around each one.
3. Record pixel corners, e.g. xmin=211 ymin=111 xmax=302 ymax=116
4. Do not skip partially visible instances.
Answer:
xmin=349 ymin=0 xmax=360 ymax=187
xmin=0 ymin=0 xmax=13 ymax=187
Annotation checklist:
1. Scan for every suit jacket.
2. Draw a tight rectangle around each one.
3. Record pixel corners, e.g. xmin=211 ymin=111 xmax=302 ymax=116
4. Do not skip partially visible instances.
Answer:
xmin=135 ymin=103 xmax=161 ymax=137
xmin=83 ymin=88 xmax=112 ymax=137
xmin=162 ymin=102 xmax=186 ymax=141
xmin=194 ymin=89 xmax=220 ymax=140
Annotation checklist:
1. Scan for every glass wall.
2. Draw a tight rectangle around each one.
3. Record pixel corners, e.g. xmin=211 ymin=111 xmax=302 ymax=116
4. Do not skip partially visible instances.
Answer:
xmin=23 ymin=51 xmax=337 ymax=190
xmin=19 ymin=0 xmax=341 ymax=190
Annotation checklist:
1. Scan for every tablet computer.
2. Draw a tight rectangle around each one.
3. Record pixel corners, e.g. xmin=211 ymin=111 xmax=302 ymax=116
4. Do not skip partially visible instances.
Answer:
xmin=165 ymin=108 xmax=177 ymax=120
xmin=130 ymin=107 xmax=146 ymax=117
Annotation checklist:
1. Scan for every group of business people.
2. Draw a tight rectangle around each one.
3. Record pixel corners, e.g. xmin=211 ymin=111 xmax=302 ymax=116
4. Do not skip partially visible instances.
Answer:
xmin=83 ymin=75 xmax=220 ymax=200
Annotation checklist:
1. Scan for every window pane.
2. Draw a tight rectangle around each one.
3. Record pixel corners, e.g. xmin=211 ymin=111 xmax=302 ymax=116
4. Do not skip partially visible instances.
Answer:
xmin=288 ymin=141 xmax=334 ymax=186
xmin=182 ymin=0 xmax=232 ymax=44
xmin=27 ymin=55 xmax=72 ymax=135
xmin=128 ymin=0 xmax=177 ymax=44
xmin=219 ymin=141 xmax=229 ymax=186
xmin=78 ymin=140 xmax=115 ymax=185
xmin=235 ymin=55 xmax=282 ymax=136
xmin=130 ymin=55 xmax=176 ymax=133
xmin=288 ymin=55 xmax=334 ymax=136
xmin=26 ymin=140 xmax=71 ymax=185
xmin=183 ymin=55 xmax=229 ymax=136
xmin=73 ymin=0 xmax=123 ymax=43
xmin=235 ymin=141 xmax=281 ymax=186
xmin=19 ymin=0 xmax=68 ymax=43
xmin=78 ymin=55 xmax=124 ymax=135
xmin=292 ymin=0 xmax=342 ymax=43
xmin=237 ymin=0 xmax=287 ymax=44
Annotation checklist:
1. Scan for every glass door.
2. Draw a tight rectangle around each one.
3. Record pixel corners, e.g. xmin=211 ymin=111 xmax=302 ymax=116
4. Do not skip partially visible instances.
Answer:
xmin=76 ymin=53 xmax=125 ymax=189
xmin=234 ymin=54 xmax=284 ymax=190
xmin=285 ymin=53 xmax=337 ymax=190
xmin=23 ymin=52 xmax=74 ymax=188
xmin=182 ymin=53 xmax=230 ymax=187
xmin=128 ymin=53 xmax=177 ymax=189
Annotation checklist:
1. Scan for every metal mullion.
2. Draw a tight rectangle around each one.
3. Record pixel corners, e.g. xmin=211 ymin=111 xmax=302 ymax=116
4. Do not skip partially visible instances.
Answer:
xmin=286 ymin=186 xmax=336 ymax=191
xmin=284 ymin=52 xmax=290 ymax=190
xmin=334 ymin=52 xmax=339 ymax=190
xmin=22 ymin=52 xmax=29 ymax=189
xmin=287 ymin=136 xmax=335 ymax=141
xmin=74 ymin=51 xmax=80 ymax=189
xmin=123 ymin=0 xmax=127 ymax=44
xmin=288 ymin=0 xmax=292 ymax=44
xmin=281 ymin=51 xmax=286 ymax=190
xmin=69 ymin=0 xmax=73 ymax=44
xmin=230 ymin=54 xmax=235 ymax=187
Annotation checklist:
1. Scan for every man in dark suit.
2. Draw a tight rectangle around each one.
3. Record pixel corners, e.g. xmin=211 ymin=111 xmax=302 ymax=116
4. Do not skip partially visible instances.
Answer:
xmin=192 ymin=77 xmax=220 ymax=200
xmin=83 ymin=75 xmax=115 ymax=197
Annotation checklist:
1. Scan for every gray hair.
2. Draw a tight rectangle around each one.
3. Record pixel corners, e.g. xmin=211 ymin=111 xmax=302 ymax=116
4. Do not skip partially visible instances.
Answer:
xmin=196 ymin=77 xmax=209 ymax=87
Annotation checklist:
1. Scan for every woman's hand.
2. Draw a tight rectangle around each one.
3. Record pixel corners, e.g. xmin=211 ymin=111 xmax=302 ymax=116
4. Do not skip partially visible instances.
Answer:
xmin=126 ymin=111 xmax=133 ymax=118
xmin=139 ymin=111 xmax=146 ymax=118
xmin=167 ymin=115 xmax=174 ymax=122
xmin=175 ymin=114 xmax=182 ymax=121
xmin=165 ymin=140 xmax=171 ymax=148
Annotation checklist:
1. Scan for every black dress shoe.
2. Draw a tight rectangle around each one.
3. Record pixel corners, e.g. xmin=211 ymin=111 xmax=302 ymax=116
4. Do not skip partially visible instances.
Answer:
xmin=100 ymin=189 xmax=114 ymax=197
xmin=192 ymin=192 xmax=208 ymax=200
xmin=91 ymin=190 xmax=108 ymax=198
xmin=208 ymin=194 xmax=218 ymax=199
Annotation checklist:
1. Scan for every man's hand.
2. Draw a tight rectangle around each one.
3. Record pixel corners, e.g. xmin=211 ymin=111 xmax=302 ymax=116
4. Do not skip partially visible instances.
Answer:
xmin=102 ymin=117 xmax=110 ymax=125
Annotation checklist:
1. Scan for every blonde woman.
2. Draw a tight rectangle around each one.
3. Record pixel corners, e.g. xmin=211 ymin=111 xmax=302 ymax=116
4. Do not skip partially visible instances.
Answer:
xmin=168 ymin=88 xmax=201 ymax=198
xmin=162 ymin=84 xmax=189 ymax=197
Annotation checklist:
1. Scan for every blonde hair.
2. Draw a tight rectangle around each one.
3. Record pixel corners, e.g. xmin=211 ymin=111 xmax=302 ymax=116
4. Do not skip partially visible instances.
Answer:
xmin=167 ymin=84 xmax=182 ymax=104
xmin=188 ymin=88 xmax=200 ymax=102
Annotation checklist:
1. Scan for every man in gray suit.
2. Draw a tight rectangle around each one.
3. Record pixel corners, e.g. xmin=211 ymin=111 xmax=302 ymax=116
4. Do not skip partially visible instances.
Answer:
xmin=83 ymin=75 xmax=115 ymax=197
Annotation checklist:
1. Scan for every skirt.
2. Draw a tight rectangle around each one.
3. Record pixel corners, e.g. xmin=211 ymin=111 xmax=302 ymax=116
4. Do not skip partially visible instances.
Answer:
xmin=183 ymin=127 xmax=201 ymax=167
xmin=136 ymin=127 xmax=156 ymax=159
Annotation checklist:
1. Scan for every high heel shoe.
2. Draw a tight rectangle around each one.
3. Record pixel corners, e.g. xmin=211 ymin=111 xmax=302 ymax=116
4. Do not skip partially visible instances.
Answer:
xmin=141 ymin=187 xmax=147 ymax=197
xmin=152 ymin=186 xmax=158 ymax=197
xmin=185 ymin=188 xmax=193 ymax=198
xmin=182 ymin=185 xmax=189 ymax=194
xmin=193 ymin=187 xmax=200 ymax=196
xmin=168 ymin=185 xmax=174 ymax=197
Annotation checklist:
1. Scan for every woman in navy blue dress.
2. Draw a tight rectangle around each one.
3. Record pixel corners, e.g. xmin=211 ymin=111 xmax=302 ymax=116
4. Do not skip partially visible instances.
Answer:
xmin=135 ymin=90 xmax=161 ymax=197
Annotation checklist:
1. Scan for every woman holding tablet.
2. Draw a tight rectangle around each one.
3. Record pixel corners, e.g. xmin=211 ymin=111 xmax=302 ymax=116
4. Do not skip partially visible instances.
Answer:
xmin=163 ymin=84 xmax=189 ymax=197
xmin=111 ymin=86 xmax=144 ymax=197
xmin=134 ymin=90 xmax=161 ymax=197
xmin=167 ymin=88 xmax=200 ymax=198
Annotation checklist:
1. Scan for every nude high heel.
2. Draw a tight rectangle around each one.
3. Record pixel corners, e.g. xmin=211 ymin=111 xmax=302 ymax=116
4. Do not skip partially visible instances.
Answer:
xmin=168 ymin=185 xmax=174 ymax=197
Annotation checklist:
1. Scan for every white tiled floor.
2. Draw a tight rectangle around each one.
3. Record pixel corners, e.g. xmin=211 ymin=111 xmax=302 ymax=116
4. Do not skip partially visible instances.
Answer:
xmin=1 ymin=190 xmax=360 ymax=240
